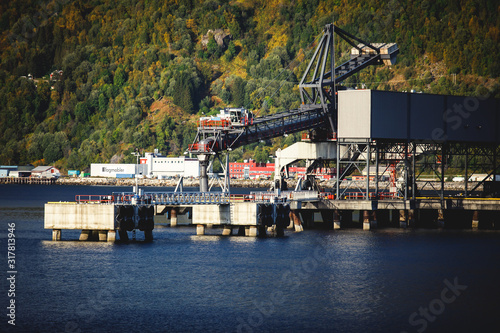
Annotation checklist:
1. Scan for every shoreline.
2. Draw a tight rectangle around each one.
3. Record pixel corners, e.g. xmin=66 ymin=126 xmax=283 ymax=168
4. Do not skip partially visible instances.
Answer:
xmin=0 ymin=177 xmax=484 ymax=192
xmin=54 ymin=177 xmax=275 ymax=188
xmin=52 ymin=177 xmax=485 ymax=192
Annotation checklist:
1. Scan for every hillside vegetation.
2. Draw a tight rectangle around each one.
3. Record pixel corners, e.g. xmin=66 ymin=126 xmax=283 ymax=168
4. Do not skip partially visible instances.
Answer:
xmin=0 ymin=0 xmax=499 ymax=171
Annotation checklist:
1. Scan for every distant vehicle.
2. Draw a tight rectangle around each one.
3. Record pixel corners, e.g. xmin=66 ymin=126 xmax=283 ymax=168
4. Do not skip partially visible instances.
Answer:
xmin=198 ymin=107 xmax=253 ymax=129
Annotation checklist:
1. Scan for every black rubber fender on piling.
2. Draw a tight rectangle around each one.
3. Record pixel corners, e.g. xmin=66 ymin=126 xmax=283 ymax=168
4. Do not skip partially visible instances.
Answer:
xmin=116 ymin=205 xmax=125 ymax=227
xmin=124 ymin=205 xmax=135 ymax=231
xmin=118 ymin=229 xmax=129 ymax=242
xmin=264 ymin=204 xmax=274 ymax=227
xmin=283 ymin=204 xmax=291 ymax=228
xmin=146 ymin=205 xmax=155 ymax=231
xmin=137 ymin=205 xmax=147 ymax=231
xmin=275 ymin=204 xmax=286 ymax=237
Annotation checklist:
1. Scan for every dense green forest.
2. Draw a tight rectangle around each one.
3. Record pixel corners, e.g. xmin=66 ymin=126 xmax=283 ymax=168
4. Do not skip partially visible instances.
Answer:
xmin=0 ymin=0 xmax=499 ymax=171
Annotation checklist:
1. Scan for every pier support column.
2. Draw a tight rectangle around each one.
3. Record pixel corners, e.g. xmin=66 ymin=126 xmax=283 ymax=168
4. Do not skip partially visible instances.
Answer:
xmin=472 ymin=211 xmax=479 ymax=230
xmin=107 ymin=230 xmax=116 ymax=242
xmin=342 ymin=210 xmax=353 ymax=227
xmin=291 ymin=210 xmax=303 ymax=232
xmin=79 ymin=230 xmax=91 ymax=241
xmin=437 ymin=210 xmax=445 ymax=228
xmin=363 ymin=211 xmax=371 ymax=230
xmin=287 ymin=211 xmax=294 ymax=229
xmin=144 ymin=230 xmax=153 ymax=241
xmin=196 ymin=224 xmax=205 ymax=235
xmin=370 ymin=211 xmax=378 ymax=229
xmin=321 ymin=210 xmax=333 ymax=229
xmin=333 ymin=210 xmax=341 ymax=230
xmin=399 ymin=210 xmax=407 ymax=228
xmin=248 ymin=226 xmax=258 ymax=237
xmin=408 ymin=210 xmax=416 ymax=228
xmin=91 ymin=230 xmax=100 ymax=240
xmin=52 ymin=229 xmax=61 ymax=241
xmin=222 ymin=225 xmax=233 ymax=236
xmin=170 ymin=208 xmax=178 ymax=227
xmin=238 ymin=226 xmax=246 ymax=236
xmin=98 ymin=230 xmax=108 ymax=241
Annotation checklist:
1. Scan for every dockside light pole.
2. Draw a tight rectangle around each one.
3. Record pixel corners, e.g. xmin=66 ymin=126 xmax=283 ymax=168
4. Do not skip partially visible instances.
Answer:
xmin=131 ymin=150 xmax=140 ymax=194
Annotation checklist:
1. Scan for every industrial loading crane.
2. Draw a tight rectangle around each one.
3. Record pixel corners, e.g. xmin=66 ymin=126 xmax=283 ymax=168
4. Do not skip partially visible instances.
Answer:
xmin=188 ymin=23 xmax=399 ymax=193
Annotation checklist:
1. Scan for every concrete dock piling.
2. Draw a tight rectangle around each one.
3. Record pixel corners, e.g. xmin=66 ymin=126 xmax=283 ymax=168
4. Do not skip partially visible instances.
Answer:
xmin=472 ymin=211 xmax=479 ymax=230
xmin=248 ymin=226 xmax=258 ymax=237
xmin=291 ymin=210 xmax=303 ymax=232
xmin=399 ymin=210 xmax=407 ymax=228
xmin=333 ymin=210 xmax=341 ymax=230
xmin=170 ymin=208 xmax=178 ymax=227
xmin=408 ymin=209 xmax=416 ymax=228
xmin=108 ymin=230 xmax=116 ymax=242
xmin=437 ymin=209 xmax=445 ymax=228
xmin=196 ymin=224 xmax=205 ymax=235
xmin=363 ymin=211 xmax=371 ymax=230
xmin=52 ymin=229 xmax=61 ymax=241
xmin=222 ymin=225 xmax=233 ymax=236
xmin=79 ymin=230 xmax=91 ymax=241
xmin=370 ymin=211 xmax=378 ymax=229
xmin=98 ymin=230 xmax=108 ymax=241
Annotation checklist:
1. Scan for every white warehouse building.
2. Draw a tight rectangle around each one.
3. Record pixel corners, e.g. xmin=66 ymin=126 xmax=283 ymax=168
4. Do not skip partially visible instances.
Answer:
xmin=140 ymin=152 xmax=200 ymax=178
xmin=90 ymin=151 xmax=201 ymax=178
xmin=91 ymin=163 xmax=146 ymax=178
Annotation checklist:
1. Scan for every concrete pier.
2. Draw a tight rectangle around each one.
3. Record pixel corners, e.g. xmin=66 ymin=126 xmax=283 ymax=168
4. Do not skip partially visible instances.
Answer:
xmin=45 ymin=203 xmax=116 ymax=241
xmin=44 ymin=195 xmax=500 ymax=243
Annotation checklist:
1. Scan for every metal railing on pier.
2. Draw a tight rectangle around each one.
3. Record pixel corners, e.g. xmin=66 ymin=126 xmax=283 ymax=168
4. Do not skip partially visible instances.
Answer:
xmin=75 ymin=195 xmax=114 ymax=204
xmin=112 ymin=192 xmax=231 ymax=205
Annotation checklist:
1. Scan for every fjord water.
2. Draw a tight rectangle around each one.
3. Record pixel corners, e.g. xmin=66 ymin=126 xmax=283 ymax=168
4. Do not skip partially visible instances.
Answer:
xmin=1 ymin=184 xmax=499 ymax=333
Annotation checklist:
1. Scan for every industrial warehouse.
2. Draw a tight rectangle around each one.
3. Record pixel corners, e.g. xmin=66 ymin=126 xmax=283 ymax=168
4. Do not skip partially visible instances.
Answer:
xmin=91 ymin=151 xmax=200 ymax=178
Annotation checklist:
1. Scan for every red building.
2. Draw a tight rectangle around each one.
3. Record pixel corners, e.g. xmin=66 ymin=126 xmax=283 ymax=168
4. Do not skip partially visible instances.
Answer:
xmin=229 ymin=159 xmax=274 ymax=179
xmin=229 ymin=159 xmax=334 ymax=180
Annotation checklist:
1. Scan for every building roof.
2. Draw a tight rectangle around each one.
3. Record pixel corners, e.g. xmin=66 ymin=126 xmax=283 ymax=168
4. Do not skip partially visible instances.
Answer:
xmin=31 ymin=166 xmax=55 ymax=173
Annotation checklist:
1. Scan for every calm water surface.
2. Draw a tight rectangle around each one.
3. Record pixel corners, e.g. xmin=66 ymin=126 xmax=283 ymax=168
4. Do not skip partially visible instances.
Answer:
xmin=0 ymin=184 xmax=499 ymax=332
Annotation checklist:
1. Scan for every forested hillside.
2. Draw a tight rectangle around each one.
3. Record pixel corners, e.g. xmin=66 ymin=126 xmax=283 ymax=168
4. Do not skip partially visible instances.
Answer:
xmin=0 ymin=0 xmax=499 ymax=171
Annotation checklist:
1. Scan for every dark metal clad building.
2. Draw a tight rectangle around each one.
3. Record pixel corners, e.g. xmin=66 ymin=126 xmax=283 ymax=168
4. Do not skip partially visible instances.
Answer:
xmin=338 ymin=90 xmax=500 ymax=143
